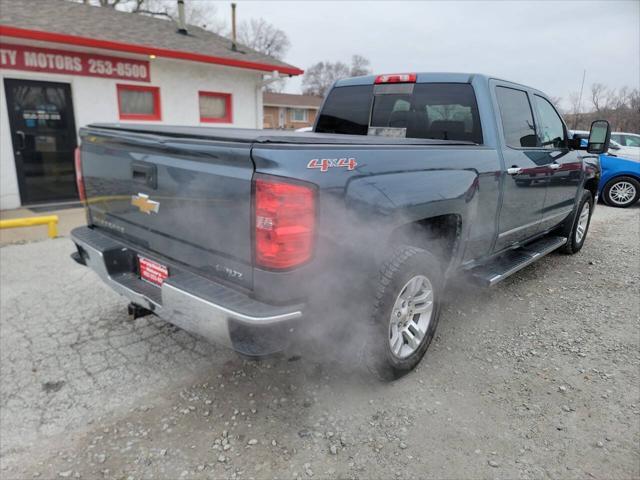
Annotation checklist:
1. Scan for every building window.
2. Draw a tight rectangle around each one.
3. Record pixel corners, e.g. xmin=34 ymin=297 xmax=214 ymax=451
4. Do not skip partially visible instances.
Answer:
xmin=117 ymin=84 xmax=161 ymax=121
xmin=199 ymin=91 xmax=232 ymax=123
xmin=291 ymin=108 xmax=308 ymax=122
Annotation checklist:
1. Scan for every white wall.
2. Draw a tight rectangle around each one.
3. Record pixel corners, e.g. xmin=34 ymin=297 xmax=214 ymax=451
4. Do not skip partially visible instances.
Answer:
xmin=0 ymin=82 xmax=21 ymax=209
xmin=0 ymin=41 xmax=264 ymax=209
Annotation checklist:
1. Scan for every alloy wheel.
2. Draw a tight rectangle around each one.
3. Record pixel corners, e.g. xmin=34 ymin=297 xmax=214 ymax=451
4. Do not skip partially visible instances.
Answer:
xmin=388 ymin=275 xmax=434 ymax=359
xmin=609 ymin=181 xmax=637 ymax=206
xmin=575 ymin=201 xmax=590 ymax=243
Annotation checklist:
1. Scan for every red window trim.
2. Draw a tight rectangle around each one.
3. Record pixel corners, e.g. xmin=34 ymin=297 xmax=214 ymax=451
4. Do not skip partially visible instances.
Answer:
xmin=199 ymin=91 xmax=233 ymax=124
xmin=117 ymin=84 xmax=161 ymax=121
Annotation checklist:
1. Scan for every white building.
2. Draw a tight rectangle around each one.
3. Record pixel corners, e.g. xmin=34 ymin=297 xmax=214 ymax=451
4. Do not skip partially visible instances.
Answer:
xmin=0 ymin=0 xmax=302 ymax=209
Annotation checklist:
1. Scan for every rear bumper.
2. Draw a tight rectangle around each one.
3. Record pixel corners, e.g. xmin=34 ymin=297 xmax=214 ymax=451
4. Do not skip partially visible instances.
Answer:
xmin=70 ymin=226 xmax=304 ymax=355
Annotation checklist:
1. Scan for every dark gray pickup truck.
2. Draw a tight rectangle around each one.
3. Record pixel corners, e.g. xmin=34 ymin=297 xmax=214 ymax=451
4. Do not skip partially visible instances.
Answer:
xmin=71 ymin=73 xmax=610 ymax=379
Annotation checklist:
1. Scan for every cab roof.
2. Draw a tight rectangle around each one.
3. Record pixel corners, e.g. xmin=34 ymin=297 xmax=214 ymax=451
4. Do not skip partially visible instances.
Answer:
xmin=333 ymin=72 xmax=538 ymax=93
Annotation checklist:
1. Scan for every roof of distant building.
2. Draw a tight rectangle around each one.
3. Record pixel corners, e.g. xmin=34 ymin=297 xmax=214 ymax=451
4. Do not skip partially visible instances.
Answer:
xmin=263 ymin=92 xmax=323 ymax=108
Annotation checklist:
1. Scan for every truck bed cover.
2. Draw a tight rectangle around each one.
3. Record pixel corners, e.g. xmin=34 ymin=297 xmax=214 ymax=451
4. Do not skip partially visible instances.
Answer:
xmin=85 ymin=124 xmax=476 ymax=146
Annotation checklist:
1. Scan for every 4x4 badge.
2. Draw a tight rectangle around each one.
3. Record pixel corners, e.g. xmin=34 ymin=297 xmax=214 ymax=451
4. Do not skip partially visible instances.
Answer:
xmin=131 ymin=193 xmax=160 ymax=214
xmin=307 ymin=157 xmax=357 ymax=172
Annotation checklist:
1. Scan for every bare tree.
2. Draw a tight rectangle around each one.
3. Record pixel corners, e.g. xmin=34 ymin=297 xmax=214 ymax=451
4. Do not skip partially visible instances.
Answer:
xmin=237 ymin=18 xmax=290 ymax=60
xmin=629 ymin=88 xmax=640 ymax=114
xmin=590 ymin=83 xmax=608 ymax=113
xmin=236 ymin=18 xmax=291 ymax=92
xmin=566 ymin=91 xmax=584 ymax=129
xmin=350 ymin=54 xmax=371 ymax=77
xmin=564 ymin=84 xmax=640 ymax=132
xmin=607 ymin=86 xmax=625 ymax=128
xmin=302 ymin=61 xmax=350 ymax=97
xmin=302 ymin=55 xmax=372 ymax=97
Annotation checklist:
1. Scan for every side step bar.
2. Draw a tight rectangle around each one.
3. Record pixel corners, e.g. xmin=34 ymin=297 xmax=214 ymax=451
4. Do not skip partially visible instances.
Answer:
xmin=469 ymin=236 xmax=567 ymax=287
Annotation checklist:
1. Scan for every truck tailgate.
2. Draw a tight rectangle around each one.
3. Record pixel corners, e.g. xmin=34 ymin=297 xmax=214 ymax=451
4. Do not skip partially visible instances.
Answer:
xmin=80 ymin=128 xmax=254 ymax=289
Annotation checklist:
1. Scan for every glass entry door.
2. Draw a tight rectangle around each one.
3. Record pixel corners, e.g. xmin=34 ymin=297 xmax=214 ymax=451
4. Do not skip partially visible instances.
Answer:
xmin=4 ymin=78 xmax=78 ymax=204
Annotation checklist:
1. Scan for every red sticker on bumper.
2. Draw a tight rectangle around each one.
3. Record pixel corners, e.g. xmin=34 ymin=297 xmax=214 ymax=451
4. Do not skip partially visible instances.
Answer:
xmin=138 ymin=256 xmax=168 ymax=287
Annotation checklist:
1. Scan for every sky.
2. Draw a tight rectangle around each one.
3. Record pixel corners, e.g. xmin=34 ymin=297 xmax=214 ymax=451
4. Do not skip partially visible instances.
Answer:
xmin=213 ymin=0 xmax=639 ymax=110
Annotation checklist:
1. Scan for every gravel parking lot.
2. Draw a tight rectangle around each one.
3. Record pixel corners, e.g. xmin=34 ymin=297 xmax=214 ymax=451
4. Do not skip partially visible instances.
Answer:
xmin=1 ymin=204 xmax=638 ymax=480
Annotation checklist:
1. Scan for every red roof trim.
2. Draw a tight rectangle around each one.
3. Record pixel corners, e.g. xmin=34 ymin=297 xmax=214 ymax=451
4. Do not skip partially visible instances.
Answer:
xmin=0 ymin=25 xmax=304 ymax=76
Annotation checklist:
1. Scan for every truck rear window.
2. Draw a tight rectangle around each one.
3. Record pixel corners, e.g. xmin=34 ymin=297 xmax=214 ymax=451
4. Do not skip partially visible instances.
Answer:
xmin=316 ymin=83 xmax=483 ymax=144
xmin=315 ymin=85 xmax=372 ymax=135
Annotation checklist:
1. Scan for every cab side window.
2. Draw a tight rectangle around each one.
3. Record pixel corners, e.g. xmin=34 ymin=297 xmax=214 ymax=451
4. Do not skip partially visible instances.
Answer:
xmin=495 ymin=86 xmax=538 ymax=148
xmin=534 ymin=95 xmax=567 ymax=149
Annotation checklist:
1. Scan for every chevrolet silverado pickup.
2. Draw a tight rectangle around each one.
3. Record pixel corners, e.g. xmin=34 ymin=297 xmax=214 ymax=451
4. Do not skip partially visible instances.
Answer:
xmin=71 ymin=73 xmax=609 ymax=380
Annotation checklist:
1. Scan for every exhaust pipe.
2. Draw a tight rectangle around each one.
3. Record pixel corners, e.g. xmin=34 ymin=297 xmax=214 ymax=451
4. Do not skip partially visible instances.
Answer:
xmin=176 ymin=0 xmax=187 ymax=35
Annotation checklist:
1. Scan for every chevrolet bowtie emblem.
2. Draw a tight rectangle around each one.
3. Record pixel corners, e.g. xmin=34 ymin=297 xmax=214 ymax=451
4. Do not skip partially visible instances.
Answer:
xmin=131 ymin=193 xmax=160 ymax=214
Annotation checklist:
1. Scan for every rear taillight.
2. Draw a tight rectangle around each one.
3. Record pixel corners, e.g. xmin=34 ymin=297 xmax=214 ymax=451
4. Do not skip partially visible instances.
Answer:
xmin=374 ymin=73 xmax=417 ymax=84
xmin=74 ymin=147 xmax=86 ymax=201
xmin=254 ymin=176 xmax=315 ymax=269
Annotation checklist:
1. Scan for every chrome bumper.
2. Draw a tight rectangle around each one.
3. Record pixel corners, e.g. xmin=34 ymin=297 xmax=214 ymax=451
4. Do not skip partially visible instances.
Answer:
xmin=71 ymin=227 xmax=303 ymax=354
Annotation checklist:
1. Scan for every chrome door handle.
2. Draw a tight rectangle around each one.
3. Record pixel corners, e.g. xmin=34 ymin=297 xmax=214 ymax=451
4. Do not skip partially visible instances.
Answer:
xmin=507 ymin=167 xmax=522 ymax=175
xmin=549 ymin=162 xmax=561 ymax=170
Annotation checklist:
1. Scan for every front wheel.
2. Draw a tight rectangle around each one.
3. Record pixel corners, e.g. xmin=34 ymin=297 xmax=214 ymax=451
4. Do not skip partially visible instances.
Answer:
xmin=561 ymin=189 xmax=593 ymax=254
xmin=603 ymin=176 xmax=640 ymax=208
xmin=363 ymin=246 xmax=443 ymax=381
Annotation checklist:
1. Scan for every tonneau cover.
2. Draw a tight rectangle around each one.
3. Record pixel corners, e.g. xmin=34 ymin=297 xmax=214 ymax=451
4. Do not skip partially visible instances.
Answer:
xmin=85 ymin=124 xmax=475 ymax=146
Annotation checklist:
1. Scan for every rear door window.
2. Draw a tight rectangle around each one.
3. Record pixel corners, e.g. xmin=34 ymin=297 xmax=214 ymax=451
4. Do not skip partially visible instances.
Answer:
xmin=495 ymin=86 xmax=538 ymax=148
xmin=315 ymin=82 xmax=483 ymax=143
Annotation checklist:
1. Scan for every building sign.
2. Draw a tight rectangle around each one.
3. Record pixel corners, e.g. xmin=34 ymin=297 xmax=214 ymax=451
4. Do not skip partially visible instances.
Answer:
xmin=0 ymin=43 xmax=150 ymax=82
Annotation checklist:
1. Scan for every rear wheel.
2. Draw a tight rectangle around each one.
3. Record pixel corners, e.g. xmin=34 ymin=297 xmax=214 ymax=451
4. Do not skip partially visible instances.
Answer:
xmin=363 ymin=246 xmax=443 ymax=381
xmin=603 ymin=176 xmax=640 ymax=208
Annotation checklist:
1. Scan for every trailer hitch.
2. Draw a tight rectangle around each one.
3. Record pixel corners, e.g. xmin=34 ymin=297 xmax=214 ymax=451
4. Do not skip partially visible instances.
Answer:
xmin=128 ymin=303 xmax=153 ymax=320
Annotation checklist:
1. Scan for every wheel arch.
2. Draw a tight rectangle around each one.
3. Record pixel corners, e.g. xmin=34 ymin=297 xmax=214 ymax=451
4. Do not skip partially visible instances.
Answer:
xmin=344 ymin=168 xmax=478 ymax=271
xmin=387 ymin=214 xmax=462 ymax=271
xmin=604 ymin=173 xmax=640 ymax=187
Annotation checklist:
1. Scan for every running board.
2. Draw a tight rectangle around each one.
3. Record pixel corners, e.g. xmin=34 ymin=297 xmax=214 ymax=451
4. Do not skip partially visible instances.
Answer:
xmin=469 ymin=236 xmax=567 ymax=287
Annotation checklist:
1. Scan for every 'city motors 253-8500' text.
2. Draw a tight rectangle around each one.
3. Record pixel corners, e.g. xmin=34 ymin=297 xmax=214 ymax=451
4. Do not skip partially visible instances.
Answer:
xmin=0 ymin=43 xmax=150 ymax=82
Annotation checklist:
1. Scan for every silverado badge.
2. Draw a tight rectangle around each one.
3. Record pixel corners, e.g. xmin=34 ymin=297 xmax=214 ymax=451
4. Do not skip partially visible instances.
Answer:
xmin=131 ymin=193 xmax=160 ymax=214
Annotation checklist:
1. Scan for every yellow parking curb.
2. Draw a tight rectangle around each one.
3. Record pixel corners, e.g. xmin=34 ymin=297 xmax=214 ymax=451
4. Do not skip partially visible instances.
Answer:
xmin=0 ymin=215 xmax=59 ymax=238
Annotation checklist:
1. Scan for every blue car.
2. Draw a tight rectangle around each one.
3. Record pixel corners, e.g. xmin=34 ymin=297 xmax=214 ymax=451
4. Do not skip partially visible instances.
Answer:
xmin=598 ymin=153 xmax=640 ymax=207
xmin=575 ymin=133 xmax=640 ymax=207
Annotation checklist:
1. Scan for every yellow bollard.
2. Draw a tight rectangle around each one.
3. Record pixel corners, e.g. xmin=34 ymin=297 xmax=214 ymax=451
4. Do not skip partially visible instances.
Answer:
xmin=0 ymin=215 xmax=59 ymax=238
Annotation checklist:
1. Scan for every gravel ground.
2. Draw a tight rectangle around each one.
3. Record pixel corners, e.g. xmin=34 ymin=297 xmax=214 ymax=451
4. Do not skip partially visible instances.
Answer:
xmin=1 ymin=204 xmax=638 ymax=480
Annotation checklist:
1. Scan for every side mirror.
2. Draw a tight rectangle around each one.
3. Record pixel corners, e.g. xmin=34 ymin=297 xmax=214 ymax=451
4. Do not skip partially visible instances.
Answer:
xmin=587 ymin=120 xmax=611 ymax=154
xmin=608 ymin=143 xmax=620 ymax=151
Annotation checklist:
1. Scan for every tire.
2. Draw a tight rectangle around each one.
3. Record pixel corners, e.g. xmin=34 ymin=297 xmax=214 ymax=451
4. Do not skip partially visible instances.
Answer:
xmin=603 ymin=176 xmax=640 ymax=208
xmin=561 ymin=189 xmax=594 ymax=254
xmin=363 ymin=245 xmax=443 ymax=381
